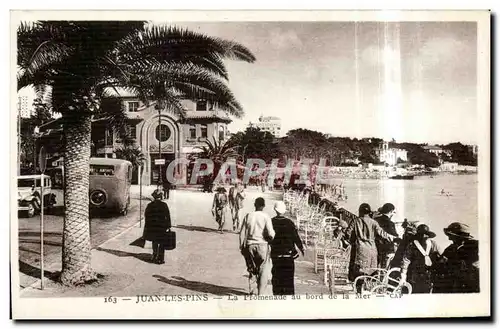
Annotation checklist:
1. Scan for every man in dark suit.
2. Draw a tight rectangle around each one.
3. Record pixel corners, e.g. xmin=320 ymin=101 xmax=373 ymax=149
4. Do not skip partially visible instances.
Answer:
xmin=143 ymin=189 xmax=171 ymax=264
xmin=162 ymin=168 xmax=172 ymax=200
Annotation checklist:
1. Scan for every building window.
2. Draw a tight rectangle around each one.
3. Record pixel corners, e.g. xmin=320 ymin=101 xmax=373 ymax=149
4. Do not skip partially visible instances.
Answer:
xmin=128 ymin=101 xmax=140 ymax=112
xmin=105 ymin=128 xmax=113 ymax=146
xmin=189 ymin=125 xmax=197 ymax=139
xmin=196 ymin=100 xmax=207 ymax=111
xmin=155 ymin=124 xmax=171 ymax=142
xmin=219 ymin=126 xmax=225 ymax=141
xmin=128 ymin=124 xmax=137 ymax=139
xmin=201 ymin=124 xmax=208 ymax=138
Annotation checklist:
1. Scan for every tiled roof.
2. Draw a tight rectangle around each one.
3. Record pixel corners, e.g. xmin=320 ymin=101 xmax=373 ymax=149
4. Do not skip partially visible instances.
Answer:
xmin=182 ymin=112 xmax=232 ymax=122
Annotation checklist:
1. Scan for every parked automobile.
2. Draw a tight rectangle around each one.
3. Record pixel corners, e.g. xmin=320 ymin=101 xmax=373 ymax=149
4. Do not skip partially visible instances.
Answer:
xmin=17 ymin=174 xmax=57 ymax=217
xmin=89 ymin=157 xmax=132 ymax=215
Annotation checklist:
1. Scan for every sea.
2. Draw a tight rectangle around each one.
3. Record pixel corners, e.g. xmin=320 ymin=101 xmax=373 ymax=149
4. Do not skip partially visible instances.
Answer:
xmin=336 ymin=173 xmax=479 ymax=251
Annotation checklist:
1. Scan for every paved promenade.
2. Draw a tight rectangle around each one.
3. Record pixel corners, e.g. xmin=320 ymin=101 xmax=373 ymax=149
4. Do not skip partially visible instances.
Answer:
xmin=21 ymin=187 xmax=339 ymax=297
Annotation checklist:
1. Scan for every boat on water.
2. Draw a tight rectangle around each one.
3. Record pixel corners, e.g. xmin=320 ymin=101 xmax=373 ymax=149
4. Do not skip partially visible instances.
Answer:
xmin=389 ymin=174 xmax=415 ymax=180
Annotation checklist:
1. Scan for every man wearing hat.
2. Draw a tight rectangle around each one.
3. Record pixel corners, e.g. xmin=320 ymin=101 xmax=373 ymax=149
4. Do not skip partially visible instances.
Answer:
xmin=270 ymin=201 xmax=305 ymax=295
xmin=400 ymin=224 xmax=440 ymax=293
xmin=434 ymin=222 xmax=479 ymax=293
xmin=143 ymin=189 xmax=172 ymax=264
xmin=374 ymin=203 xmax=399 ymax=269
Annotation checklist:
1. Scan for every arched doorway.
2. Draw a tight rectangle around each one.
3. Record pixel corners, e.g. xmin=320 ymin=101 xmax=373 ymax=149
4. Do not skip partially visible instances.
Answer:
xmin=140 ymin=114 xmax=180 ymax=186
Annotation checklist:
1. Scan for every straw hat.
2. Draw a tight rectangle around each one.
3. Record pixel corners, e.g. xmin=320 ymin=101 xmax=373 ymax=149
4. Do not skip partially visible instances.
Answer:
xmin=444 ymin=222 xmax=474 ymax=240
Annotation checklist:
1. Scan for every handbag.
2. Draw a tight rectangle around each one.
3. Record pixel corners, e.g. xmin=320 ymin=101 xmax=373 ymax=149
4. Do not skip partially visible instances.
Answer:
xmin=161 ymin=229 xmax=176 ymax=251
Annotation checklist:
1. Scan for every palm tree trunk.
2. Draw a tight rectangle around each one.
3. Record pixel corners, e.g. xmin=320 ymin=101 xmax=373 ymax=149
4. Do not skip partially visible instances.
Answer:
xmin=60 ymin=114 xmax=97 ymax=286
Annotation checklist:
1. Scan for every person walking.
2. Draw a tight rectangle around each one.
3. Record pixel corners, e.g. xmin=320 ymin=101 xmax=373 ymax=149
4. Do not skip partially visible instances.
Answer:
xmin=212 ymin=187 xmax=228 ymax=233
xmin=228 ymin=183 xmax=236 ymax=225
xmin=143 ymin=189 xmax=172 ymax=264
xmin=342 ymin=203 xmax=398 ymax=293
xmin=162 ymin=169 xmax=172 ymax=200
xmin=270 ymin=201 xmax=305 ymax=295
xmin=400 ymin=224 xmax=441 ymax=293
xmin=374 ymin=203 xmax=399 ymax=269
xmin=239 ymin=197 xmax=275 ymax=295
xmin=433 ymin=222 xmax=479 ymax=293
xmin=232 ymin=182 xmax=246 ymax=231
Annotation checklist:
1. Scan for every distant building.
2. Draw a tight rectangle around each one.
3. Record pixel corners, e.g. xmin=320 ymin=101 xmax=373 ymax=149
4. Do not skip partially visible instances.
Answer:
xmin=423 ymin=145 xmax=452 ymax=157
xmin=376 ymin=141 xmax=408 ymax=166
xmin=253 ymin=115 xmax=282 ymax=137
xmin=18 ymin=96 xmax=32 ymax=118
xmin=440 ymin=162 xmax=458 ymax=172
xmin=422 ymin=145 xmax=452 ymax=164
xmin=468 ymin=144 xmax=478 ymax=156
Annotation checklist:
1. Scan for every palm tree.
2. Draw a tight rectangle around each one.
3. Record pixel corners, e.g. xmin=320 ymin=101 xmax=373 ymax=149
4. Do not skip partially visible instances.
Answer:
xmin=115 ymin=144 xmax=146 ymax=170
xmin=195 ymin=137 xmax=239 ymax=183
xmin=17 ymin=21 xmax=255 ymax=286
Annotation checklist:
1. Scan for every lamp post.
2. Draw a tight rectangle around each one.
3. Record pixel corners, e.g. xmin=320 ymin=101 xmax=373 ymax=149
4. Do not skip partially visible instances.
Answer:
xmin=139 ymin=161 xmax=143 ymax=227
xmin=156 ymin=102 xmax=163 ymax=188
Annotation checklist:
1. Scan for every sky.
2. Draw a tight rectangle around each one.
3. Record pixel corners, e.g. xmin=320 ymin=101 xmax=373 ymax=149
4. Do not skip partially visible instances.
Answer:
xmin=172 ymin=21 xmax=478 ymax=145
xmin=17 ymin=21 xmax=479 ymax=145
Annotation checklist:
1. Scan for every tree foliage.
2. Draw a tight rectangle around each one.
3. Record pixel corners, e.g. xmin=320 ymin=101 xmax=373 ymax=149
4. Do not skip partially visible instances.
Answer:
xmin=114 ymin=144 xmax=145 ymax=169
xmin=19 ymin=97 xmax=54 ymax=167
xmin=226 ymin=127 xmax=476 ymax=169
xmin=228 ymin=126 xmax=278 ymax=163
xmin=442 ymin=142 xmax=477 ymax=166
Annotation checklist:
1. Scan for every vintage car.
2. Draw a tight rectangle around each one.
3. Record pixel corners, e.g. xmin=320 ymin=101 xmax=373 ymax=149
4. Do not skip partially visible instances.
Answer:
xmin=89 ymin=157 xmax=132 ymax=215
xmin=17 ymin=174 xmax=57 ymax=217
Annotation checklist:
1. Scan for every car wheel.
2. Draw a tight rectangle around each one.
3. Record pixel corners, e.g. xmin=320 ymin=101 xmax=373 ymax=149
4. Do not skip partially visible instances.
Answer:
xmin=27 ymin=202 xmax=36 ymax=218
xmin=90 ymin=190 xmax=107 ymax=207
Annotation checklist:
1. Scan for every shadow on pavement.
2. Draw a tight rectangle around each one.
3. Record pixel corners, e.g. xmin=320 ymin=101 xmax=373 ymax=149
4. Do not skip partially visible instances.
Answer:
xmin=19 ymin=260 xmax=60 ymax=282
xmin=90 ymin=209 xmax=125 ymax=219
xmin=18 ymin=239 xmax=62 ymax=247
xmin=174 ymin=225 xmax=221 ymax=233
xmin=152 ymin=275 xmax=247 ymax=296
xmin=95 ymin=247 xmax=153 ymax=263
xmin=19 ymin=231 xmax=62 ymax=237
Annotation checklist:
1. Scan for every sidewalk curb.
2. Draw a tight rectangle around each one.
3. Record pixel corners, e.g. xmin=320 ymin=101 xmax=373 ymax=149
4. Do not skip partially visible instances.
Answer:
xmin=20 ymin=219 xmax=143 ymax=293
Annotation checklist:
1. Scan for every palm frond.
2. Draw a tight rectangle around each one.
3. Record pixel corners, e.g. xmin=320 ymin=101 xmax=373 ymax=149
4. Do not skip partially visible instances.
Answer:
xmin=128 ymin=62 xmax=244 ymax=118
xmin=194 ymin=136 xmax=239 ymax=164
xmin=93 ymin=96 xmax=130 ymax=140
xmin=115 ymin=144 xmax=146 ymax=168
xmin=17 ymin=21 xmax=253 ymax=122
xmin=116 ymin=25 xmax=256 ymax=81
